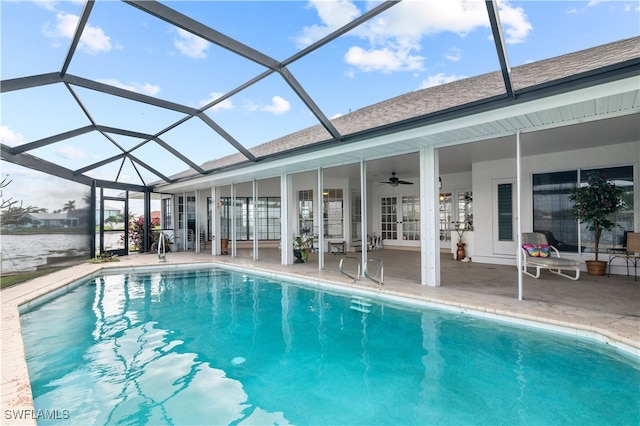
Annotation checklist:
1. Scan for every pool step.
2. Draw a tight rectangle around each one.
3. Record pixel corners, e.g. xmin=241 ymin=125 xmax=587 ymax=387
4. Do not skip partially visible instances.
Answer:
xmin=349 ymin=296 xmax=372 ymax=313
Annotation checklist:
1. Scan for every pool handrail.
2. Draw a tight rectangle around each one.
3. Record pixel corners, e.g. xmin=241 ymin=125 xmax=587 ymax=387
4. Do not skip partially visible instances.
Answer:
xmin=339 ymin=256 xmax=361 ymax=282
xmin=364 ymin=258 xmax=384 ymax=286
xmin=158 ymin=232 xmax=167 ymax=262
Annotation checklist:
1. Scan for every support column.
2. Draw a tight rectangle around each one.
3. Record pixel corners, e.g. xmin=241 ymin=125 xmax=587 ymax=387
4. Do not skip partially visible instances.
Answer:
xmin=143 ymin=190 xmax=151 ymax=253
xmin=181 ymin=191 xmax=187 ymax=251
xmin=516 ymin=130 xmax=523 ymax=300
xmin=231 ymin=183 xmax=236 ymax=257
xmin=281 ymin=173 xmax=292 ymax=265
xmin=195 ymin=190 xmax=200 ymax=253
xmin=212 ymin=186 xmax=219 ymax=255
xmin=419 ymin=146 xmax=440 ymax=286
xmin=253 ymin=179 xmax=259 ymax=261
xmin=360 ymin=160 xmax=368 ymax=268
xmin=317 ymin=168 xmax=324 ymax=270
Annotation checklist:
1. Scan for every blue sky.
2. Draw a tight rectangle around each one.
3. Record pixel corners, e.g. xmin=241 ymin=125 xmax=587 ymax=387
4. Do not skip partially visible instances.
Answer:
xmin=1 ymin=0 xmax=639 ymax=213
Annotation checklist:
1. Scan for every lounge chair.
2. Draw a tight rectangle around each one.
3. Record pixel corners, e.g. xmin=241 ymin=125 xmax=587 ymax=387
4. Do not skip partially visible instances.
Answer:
xmin=521 ymin=232 xmax=581 ymax=280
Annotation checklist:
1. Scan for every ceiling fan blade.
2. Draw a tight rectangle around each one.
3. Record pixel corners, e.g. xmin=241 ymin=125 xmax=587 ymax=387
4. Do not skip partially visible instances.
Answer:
xmin=397 ymin=180 xmax=414 ymax=185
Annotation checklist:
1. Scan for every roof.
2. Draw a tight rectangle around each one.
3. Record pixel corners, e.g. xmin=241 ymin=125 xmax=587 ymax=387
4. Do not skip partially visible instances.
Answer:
xmin=170 ymin=36 xmax=640 ymax=182
xmin=28 ymin=212 xmax=79 ymax=220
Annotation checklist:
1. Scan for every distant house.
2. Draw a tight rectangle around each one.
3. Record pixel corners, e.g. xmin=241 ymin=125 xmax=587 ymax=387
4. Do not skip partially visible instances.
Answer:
xmin=28 ymin=212 xmax=80 ymax=228
xmin=96 ymin=204 xmax=123 ymax=226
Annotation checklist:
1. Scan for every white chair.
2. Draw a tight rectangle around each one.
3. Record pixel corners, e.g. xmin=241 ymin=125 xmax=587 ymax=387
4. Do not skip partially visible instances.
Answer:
xmin=521 ymin=232 xmax=581 ymax=281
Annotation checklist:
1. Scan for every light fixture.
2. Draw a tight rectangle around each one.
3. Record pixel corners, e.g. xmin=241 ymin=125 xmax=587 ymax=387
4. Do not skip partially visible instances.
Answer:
xmin=439 ymin=177 xmax=442 ymax=189
xmin=439 ymin=194 xmax=445 ymax=201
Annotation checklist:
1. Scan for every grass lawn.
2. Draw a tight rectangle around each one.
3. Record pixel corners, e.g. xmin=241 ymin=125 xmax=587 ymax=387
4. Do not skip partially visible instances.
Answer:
xmin=1 ymin=267 xmax=67 ymax=290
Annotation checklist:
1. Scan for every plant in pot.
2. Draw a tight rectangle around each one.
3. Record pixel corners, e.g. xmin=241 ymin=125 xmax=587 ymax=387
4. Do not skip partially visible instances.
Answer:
xmin=150 ymin=231 xmax=173 ymax=253
xmin=293 ymin=234 xmax=314 ymax=263
xmin=569 ymin=171 xmax=624 ymax=275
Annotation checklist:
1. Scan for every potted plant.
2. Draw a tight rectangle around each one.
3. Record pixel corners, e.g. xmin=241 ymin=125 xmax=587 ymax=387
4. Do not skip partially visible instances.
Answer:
xmin=150 ymin=231 xmax=173 ymax=253
xmin=569 ymin=171 xmax=624 ymax=275
xmin=293 ymin=234 xmax=314 ymax=263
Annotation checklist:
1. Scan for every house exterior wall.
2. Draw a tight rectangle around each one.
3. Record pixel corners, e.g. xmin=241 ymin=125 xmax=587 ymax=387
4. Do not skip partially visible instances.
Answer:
xmin=473 ymin=140 xmax=639 ymax=266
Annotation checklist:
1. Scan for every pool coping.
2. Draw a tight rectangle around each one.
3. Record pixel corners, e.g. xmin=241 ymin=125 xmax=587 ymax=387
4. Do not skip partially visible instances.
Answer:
xmin=2 ymin=258 xmax=639 ymax=425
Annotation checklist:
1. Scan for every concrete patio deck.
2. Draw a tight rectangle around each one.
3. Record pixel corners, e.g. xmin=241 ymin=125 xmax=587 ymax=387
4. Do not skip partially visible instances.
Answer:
xmin=2 ymin=249 xmax=639 ymax=424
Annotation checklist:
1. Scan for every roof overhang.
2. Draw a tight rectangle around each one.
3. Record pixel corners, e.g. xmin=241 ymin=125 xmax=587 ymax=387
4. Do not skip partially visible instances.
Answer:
xmin=154 ymin=71 xmax=640 ymax=193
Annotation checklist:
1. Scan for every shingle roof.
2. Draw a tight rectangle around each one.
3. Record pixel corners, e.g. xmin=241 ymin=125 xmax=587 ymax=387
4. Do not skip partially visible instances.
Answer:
xmin=172 ymin=36 xmax=639 ymax=181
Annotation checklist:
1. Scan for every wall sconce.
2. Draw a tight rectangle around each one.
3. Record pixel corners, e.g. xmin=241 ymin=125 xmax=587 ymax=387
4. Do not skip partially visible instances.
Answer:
xmin=439 ymin=194 xmax=445 ymax=201
xmin=439 ymin=177 xmax=442 ymax=189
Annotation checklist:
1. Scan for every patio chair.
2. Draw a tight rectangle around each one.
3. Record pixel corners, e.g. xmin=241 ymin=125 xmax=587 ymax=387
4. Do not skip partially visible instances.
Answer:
xmin=521 ymin=232 xmax=581 ymax=281
xmin=607 ymin=232 xmax=640 ymax=281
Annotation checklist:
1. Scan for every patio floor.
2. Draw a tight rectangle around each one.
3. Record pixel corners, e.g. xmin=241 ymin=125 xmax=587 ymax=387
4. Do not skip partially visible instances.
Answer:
xmin=2 ymin=248 xmax=639 ymax=424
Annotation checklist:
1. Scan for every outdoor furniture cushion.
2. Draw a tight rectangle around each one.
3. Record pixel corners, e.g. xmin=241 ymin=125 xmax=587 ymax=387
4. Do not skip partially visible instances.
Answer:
xmin=521 ymin=232 xmax=581 ymax=280
xmin=522 ymin=244 xmax=550 ymax=258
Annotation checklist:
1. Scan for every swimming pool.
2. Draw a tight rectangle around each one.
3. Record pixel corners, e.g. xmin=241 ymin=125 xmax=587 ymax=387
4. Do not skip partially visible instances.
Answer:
xmin=20 ymin=266 xmax=640 ymax=425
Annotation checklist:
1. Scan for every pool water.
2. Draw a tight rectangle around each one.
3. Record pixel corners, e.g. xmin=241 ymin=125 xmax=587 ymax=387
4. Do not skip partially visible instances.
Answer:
xmin=20 ymin=268 xmax=640 ymax=425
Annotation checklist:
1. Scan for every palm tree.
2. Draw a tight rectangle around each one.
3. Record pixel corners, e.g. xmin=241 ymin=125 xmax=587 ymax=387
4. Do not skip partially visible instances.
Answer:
xmin=62 ymin=200 xmax=76 ymax=212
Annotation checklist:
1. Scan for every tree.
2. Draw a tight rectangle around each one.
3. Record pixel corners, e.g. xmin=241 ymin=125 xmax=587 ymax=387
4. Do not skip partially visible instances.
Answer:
xmin=569 ymin=172 xmax=624 ymax=261
xmin=1 ymin=176 xmax=19 ymax=210
xmin=1 ymin=205 xmax=36 ymax=227
xmin=105 ymin=215 xmax=119 ymax=228
xmin=62 ymin=200 xmax=76 ymax=212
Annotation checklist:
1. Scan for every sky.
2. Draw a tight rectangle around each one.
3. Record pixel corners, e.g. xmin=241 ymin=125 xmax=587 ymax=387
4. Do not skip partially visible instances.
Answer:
xmin=1 ymin=0 xmax=639 ymax=214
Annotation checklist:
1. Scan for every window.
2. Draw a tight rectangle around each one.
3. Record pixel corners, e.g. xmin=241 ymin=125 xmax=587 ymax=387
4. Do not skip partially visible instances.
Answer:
xmin=497 ymin=184 xmax=513 ymax=241
xmin=533 ymin=165 xmax=633 ymax=252
xmin=581 ymin=166 xmax=634 ymax=252
xmin=402 ymin=195 xmax=420 ymax=241
xmin=457 ymin=191 xmax=473 ymax=229
xmin=323 ymin=189 xmax=343 ymax=239
xmin=220 ymin=197 xmax=281 ymax=240
xmin=532 ymin=171 xmax=578 ymax=251
xmin=161 ymin=197 xmax=172 ymax=229
xmin=298 ymin=190 xmax=313 ymax=234
xmin=439 ymin=193 xmax=452 ymax=242
xmin=351 ymin=190 xmax=361 ymax=242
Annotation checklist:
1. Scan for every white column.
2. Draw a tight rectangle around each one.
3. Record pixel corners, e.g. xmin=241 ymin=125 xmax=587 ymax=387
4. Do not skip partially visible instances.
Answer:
xmin=281 ymin=173 xmax=292 ymax=265
xmin=253 ymin=179 xmax=259 ymax=261
xmin=195 ymin=190 xmax=200 ymax=253
xmin=211 ymin=186 xmax=218 ymax=255
xmin=182 ymin=191 xmax=187 ymax=251
xmin=419 ymin=146 xmax=440 ymax=286
xmin=317 ymin=168 xmax=324 ymax=270
xmin=231 ymin=182 xmax=236 ymax=257
xmin=516 ymin=130 xmax=523 ymax=300
xmin=360 ymin=160 xmax=368 ymax=268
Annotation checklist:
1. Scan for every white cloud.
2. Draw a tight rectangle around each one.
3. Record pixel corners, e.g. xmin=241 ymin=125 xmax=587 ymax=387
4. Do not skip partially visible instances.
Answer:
xmin=32 ymin=1 xmax=86 ymax=12
xmin=420 ymin=73 xmax=464 ymax=89
xmin=43 ymin=12 xmax=112 ymax=54
xmin=294 ymin=0 xmax=361 ymax=48
xmin=298 ymin=0 xmax=532 ymax=73
xmin=497 ymin=2 xmax=533 ymax=44
xmin=261 ymin=96 xmax=290 ymax=115
xmin=97 ymin=78 xmax=161 ymax=96
xmin=199 ymin=92 xmax=234 ymax=111
xmin=174 ymin=28 xmax=209 ymax=59
xmin=445 ymin=47 xmax=462 ymax=62
xmin=55 ymin=145 xmax=87 ymax=160
xmin=345 ymin=45 xmax=423 ymax=73
xmin=1 ymin=165 xmax=88 ymax=212
xmin=0 ymin=126 xmax=25 ymax=147
xmin=244 ymin=100 xmax=260 ymax=112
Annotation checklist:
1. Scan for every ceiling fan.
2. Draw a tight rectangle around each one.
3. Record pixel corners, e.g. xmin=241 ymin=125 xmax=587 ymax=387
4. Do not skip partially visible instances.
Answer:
xmin=380 ymin=172 xmax=414 ymax=187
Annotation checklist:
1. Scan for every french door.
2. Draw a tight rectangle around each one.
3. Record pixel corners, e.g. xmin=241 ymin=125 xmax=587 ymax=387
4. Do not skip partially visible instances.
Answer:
xmin=380 ymin=195 xmax=420 ymax=247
